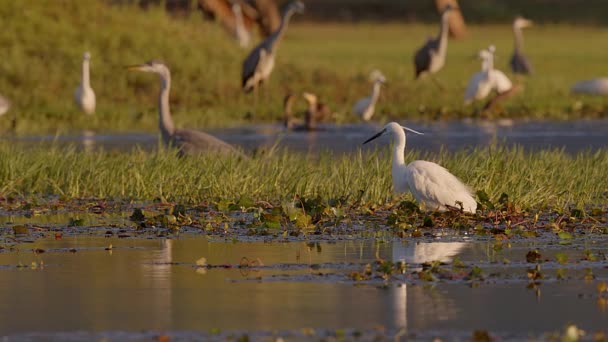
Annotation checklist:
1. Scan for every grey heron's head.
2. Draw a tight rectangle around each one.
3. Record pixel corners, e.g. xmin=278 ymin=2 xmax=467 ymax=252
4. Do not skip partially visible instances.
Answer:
xmin=83 ymin=52 xmax=91 ymax=61
xmin=126 ymin=60 xmax=170 ymax=76
xmin=286 ymin=0 xmax=305 ymax=15
xmin=363 ymin=122 xmax=423 ymax=145
xmin=513 ymin=16 xmax=533 ymax=30
xmin=369 ymin=70 xmax=387 ymax=85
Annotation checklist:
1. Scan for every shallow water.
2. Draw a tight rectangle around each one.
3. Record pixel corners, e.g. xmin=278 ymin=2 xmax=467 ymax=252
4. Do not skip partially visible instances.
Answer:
xmin=4 ymin=119 xmax=608 ymax=154
xmin=1 ymin=230 xmax=608 ymax=339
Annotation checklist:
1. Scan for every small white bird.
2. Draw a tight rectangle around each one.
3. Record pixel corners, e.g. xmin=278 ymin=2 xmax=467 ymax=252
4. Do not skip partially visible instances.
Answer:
xmin=0 ymin=94 xmax=11 ymax=116
xmin=464 ymin=45 xmax=512 ymax=105
xmin=571 ymin=78 xmax=608 ymax=96
xmin=352 ymin=70 xmax=386 ymax=121
xmin=74 ymin=52 xmax=96 ymax=115
xmin=364 ymin=122 xmax=477 ymax=213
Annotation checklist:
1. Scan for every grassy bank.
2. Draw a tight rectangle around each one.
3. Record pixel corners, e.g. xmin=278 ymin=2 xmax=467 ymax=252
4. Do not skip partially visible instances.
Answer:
xmin=1 ymin=1 xmax=608 ymax=135
xmin=0 ymin=143 xmax=606 ymax=209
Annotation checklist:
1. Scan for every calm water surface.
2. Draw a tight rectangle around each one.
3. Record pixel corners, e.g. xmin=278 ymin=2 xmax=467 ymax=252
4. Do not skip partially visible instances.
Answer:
xmin=4 ymin=119 xmax=608 ymax=154
xmin=1 ymin=233 xmax=607 ymax=339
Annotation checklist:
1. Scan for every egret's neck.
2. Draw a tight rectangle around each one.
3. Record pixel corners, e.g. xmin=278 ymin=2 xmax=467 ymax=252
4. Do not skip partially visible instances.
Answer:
xmin=392 ymin=130 xmax=406 ymax=170
xmin=513 ymin=27 xmax=524 ymax=52
xmin=370 ymin=82 xmax=382 ymax=104
xmin=436 ymin=13 xmax=450 ymax=56
xmin=487 ymin=54 xmax=495 ymax=71
xmin=158 ymin=72 xmax=175 ymax=144
xmin=81 ymin=59 xmax=91 ymax=88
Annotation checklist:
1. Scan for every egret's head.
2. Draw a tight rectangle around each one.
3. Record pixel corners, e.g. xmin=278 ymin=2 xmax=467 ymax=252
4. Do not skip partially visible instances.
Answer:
xmin=302 ymin=92 xmax=318 ymax=104
xmin=126 ymin=60 xmax=170 ymax=76
xmin=370 ymin=70 xmax=387 ymax=84
xmin=83 ymin=52 xmax=91 ymax=61
xmin=363 ymin=122 xmax=423 ymax=145
xmin=285 ymin=0 xmax=305 ymax=15
xmin=514 ymin=16 xmax=533 ymax=30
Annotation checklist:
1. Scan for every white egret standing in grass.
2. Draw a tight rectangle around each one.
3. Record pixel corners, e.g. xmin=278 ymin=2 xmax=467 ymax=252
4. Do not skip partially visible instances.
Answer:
xmin=352 ymin=70 xmax=386 ymax=121
xmin=127 ymin=60 xmax=242 ymax=156
xmin=510 ymin=16 xmax=534 ymax=75
xmin=464 ymin=45 xmax=513 ymax=105
xmin=241 ymin=0 xmax=305 ymax=107
xmin=0 ymin=94 xmax=10 ymax=116
xmin=364 ymin=122 xmax=477 ymax=213
xmin=74 ymin=52 xmax=96 ymax=115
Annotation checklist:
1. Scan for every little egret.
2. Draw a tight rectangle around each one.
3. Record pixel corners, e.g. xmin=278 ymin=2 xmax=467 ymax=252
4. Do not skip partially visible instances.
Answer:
xmin=571 ymin=78 xmax=608 ymax=95
xmin=414 ymin=5 xmax=453 ymax=82
xmin=510 ymin=16 xmax=533 ymax=75
xmin=0 ymin=94 xmax=10 ymax=116
xmin=74 ymin=52 xmax=96 ymax=115
xmin=352 ymin=70 xmax=386 ymax=121
xmin=127 ymin=60 xmax=241 ymax=156
xmin=363 ymin=122 xmax=477 ymax=213
xmin=464 ymin=45 xmax=513 ymax=105
xmin=241 ymin=0 xmax=304 ymax=100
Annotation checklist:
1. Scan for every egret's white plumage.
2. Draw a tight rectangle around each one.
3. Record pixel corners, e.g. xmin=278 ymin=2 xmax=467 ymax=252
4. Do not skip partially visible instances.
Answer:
xmin=464 ymin=46 xmax=512 ymax=105
xmin=571 ymin=78 xmax=608 ymax=95
xmin=352 ymin=70 xmax=386 ymax=121
xmin=74 ymin=52 xmax=96 ymax=115
xmin=364 ymin=122 xmax=477 ymax=213
xmin=0 ymin=94 xmax=11 ymax=116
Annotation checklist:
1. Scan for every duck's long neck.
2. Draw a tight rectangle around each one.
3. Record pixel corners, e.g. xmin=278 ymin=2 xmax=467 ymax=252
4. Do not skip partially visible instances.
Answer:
xmin=158 ymin=72 xmax=175 ymax=144
xmin=513 ymin=26 xmax=524 ymax=52
xmin=81 ymin=59 xmax=91 ymax=89
xmin=436 ymin=13 xmax=450 ymax=57
xmin=392 ymin=130 xmax=406 ymax=172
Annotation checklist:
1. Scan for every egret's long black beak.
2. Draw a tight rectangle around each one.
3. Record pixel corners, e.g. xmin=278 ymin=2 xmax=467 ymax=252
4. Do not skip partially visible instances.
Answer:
xmin=363 ymin=129 xmax=386 ymax=145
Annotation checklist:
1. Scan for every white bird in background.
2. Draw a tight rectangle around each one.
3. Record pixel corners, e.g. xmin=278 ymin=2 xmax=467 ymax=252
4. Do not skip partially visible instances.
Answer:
xmin=352 ymin=70 xmax=386 ymax=121
xmin=74 ymin=51 xmax=96 ymax=115
xmin=0 ymin=94 xmax=11 ymax=116
xmin=364 ymin=122 xmax=477 ymax=213
xmin=232 ymin=1 xmax=252 ymax=48
xmin=464 ymin=45 xmax=513 ymax=105
xmin=571 ymin=78 xmax=608 ymax=96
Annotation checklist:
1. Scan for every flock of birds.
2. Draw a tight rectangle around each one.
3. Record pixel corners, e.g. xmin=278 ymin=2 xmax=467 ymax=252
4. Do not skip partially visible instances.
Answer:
xmin=1 ymin=1 xmax=606 ymax=213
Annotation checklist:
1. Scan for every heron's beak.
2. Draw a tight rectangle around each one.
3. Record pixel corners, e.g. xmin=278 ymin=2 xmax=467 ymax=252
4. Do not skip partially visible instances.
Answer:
xmin=401 ymin=125 xmax=424 ymax=135
xmin=125 ymin=64 xmax=145 ymax=71
xmin=363 ymin=129 xmax=386 ymax=145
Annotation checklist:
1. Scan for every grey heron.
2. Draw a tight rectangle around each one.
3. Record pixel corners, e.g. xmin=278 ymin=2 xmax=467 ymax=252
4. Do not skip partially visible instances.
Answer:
xmin=464 ymin=45 xmax=512 ymax=105
xmin=352 ymin=70 xmax=386 ymax=121
xmin=74 ymin=52 xmax=96 ymax=115
xmin=364 ymin=122 xmax=476 ymax=213
xmin=127 ymin=60 xmax=242 ymax=156
xmin=241 ymin=0 xmax=305 ymax=101
xmin=510 ymin=16 xmax=533 ymax=75
xmin=413 ymin=5 xmax=453 ymax=82
xmin=571 ymin=78 xmax=608 ymax=96
xmin=0 ymin=94 xmax=10 ymax=117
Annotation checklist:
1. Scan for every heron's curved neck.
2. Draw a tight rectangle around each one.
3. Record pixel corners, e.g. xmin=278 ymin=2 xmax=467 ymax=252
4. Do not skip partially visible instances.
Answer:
xmin=370 ymin=82 xmax=382 ymax=104
xmin=513 ymin=26 xmax=524 ymax=52
xmin=436 ymin=13 xmax=450 ymax=56
xmin=392 ymin=131 xmax=407 ymax=169
xmin=81 ymin=59 xmax=91 ymax=88
xmin=158 ymin=72 xmax=175 ymax=144
xmin=271 ymin=8 xmax=296 ymax=47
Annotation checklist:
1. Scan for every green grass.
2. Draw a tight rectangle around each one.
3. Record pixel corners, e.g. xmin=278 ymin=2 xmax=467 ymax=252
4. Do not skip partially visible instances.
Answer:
xmin=1 ymin=1 xmax=608 ymax=135
xmin=0 ymin=143 xmax=605 ymax=210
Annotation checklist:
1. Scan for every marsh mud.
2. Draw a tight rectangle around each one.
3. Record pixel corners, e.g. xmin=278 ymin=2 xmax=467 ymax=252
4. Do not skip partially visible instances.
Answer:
xmin=1 ymin=207 xmax=608 ymax=341
xmin=4 ymin=119 xmax=608 ymax=154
